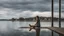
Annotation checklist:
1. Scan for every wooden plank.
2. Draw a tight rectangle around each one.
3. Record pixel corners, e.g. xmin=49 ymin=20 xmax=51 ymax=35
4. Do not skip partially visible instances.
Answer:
xmin=48 ymin=27 xmax=64 ymax=36
xmin=20 ymin=27 xmax=48 ymax=29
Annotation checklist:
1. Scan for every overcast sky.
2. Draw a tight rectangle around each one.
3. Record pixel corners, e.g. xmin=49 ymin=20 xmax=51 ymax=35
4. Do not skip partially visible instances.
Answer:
xmin=0 ymin=0 xmax=64 ymax=19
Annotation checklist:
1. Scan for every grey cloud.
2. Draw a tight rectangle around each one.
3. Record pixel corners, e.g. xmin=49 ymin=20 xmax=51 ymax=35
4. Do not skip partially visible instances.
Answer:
xmin=0 ymin=0 xmax=64 ymax=12
xmin=0 ymin=0 xmax=64 ymax=19
xmin=0 ymin=0 xmax=52 ymax=12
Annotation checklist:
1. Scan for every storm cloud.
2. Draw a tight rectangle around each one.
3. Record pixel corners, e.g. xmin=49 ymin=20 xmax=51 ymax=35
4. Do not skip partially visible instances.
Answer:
xmin=0 ymin=0 xmax=52 ymax=11
xmin=0 ymin=0 xmax=64 ymax=19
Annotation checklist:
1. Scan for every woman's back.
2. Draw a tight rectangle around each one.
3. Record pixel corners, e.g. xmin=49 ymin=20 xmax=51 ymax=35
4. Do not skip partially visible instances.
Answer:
xmin=35 ymin=16 xmax=40 ymax=27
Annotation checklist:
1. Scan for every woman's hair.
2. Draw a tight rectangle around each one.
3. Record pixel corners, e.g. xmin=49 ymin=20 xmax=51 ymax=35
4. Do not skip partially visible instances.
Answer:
xmin=36 ymin=16 xmax=39 ymax=21
xmin=36 ymin=16 xmax=39 ymax=18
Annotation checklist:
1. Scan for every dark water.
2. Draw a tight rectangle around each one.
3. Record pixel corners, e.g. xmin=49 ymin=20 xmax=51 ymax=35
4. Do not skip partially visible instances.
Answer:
xmin=0 ymin=21 xmax=64 ymax=36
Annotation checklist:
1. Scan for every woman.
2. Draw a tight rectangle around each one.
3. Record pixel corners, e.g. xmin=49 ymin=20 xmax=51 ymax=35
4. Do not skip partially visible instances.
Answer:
xmin=29 ymin=16 xmax=40 ymax=31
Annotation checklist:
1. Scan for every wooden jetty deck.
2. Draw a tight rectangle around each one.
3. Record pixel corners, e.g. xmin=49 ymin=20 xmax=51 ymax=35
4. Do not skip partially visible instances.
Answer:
xmin=20 ymin=27 xmax=64 ymax=36
xmin=48 ymin=27 xmax=64 ymax=36
xmin=20 ymin=27 xmax=48 ymax=29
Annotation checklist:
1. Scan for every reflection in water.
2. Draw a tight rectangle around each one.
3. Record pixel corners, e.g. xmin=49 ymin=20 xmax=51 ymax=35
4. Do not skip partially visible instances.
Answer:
xmin=29 ymin=27 xmax=40 ymax=36
xmin=0 ymin=21 xmax=62 ymax=36
xmin=36 ymin=28 xmax=40 ymax=36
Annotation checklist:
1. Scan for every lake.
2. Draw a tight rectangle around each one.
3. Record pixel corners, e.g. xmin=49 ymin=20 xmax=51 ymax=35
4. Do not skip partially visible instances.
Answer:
xmin=0 ymin=21 xmax=64 ymax=36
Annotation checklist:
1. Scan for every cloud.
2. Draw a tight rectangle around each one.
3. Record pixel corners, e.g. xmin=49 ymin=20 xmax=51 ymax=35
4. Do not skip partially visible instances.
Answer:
xmin=0 ymin=0 xmax=51 ymax=11
xmin=0 ymin=8 xmax=64 ymax=19
xmin=12 ymin=10 xmax=64 ymax=18
xmin=0 ymin=0 xmax=64 ymax=12
xmin=0 ymin=0 xmax=64 ymax=19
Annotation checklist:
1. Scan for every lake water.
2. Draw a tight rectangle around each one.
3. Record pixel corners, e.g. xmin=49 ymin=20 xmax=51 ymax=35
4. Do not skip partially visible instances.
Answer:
xmin=0 ymin=21 xmax=64 ymax=36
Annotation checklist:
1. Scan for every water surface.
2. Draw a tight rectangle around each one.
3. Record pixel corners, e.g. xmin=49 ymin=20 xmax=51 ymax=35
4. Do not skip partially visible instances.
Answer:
xmin=0 ymin=21 xmax=64 ymax=36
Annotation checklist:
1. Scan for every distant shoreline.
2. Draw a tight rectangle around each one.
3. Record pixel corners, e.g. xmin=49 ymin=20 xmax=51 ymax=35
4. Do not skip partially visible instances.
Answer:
xmin=0 ymin=20 xmax=64 ymax=22
xmin=0 ymin=17 xmax=64 ymax=22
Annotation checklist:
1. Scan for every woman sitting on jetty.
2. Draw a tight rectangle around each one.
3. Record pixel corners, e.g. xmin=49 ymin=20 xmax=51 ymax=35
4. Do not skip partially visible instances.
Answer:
xmin=29 ymin=16 xmax=40 ymax=31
